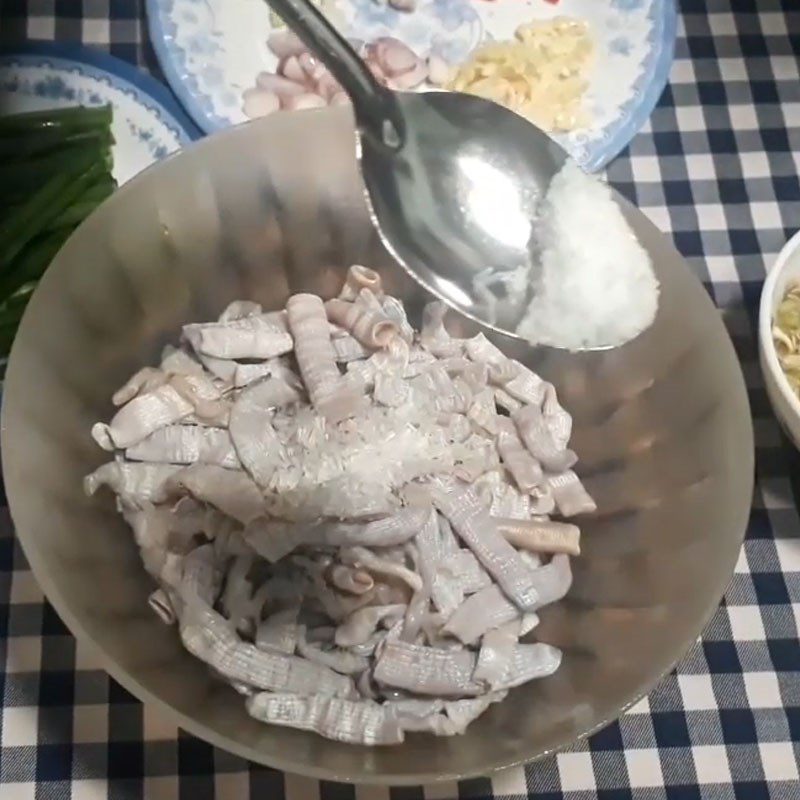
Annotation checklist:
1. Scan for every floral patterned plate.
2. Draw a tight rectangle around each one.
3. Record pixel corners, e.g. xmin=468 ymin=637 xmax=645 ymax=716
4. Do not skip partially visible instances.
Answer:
xmin=147 ymin=0 xmax=675 ymax=171
xmin=0 ymin=41 xmax=200 ymax=185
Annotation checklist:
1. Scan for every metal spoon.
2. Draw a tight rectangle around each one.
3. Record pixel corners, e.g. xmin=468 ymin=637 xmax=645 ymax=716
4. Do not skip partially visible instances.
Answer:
xmin=266 ymin=0 xmax=568 ymax=335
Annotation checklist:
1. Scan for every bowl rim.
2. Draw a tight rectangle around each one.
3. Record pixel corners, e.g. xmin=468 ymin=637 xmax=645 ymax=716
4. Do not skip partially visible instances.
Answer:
xmin=759 ymin=227 xmax=800 ymax=419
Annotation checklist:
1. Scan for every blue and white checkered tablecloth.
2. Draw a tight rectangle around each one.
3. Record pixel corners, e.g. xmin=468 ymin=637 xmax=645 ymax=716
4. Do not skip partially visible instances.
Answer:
xmin=1 ymin=1 xmax=799 ymax=798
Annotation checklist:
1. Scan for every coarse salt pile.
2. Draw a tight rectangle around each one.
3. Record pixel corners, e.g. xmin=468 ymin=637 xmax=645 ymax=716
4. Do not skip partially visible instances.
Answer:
xmin=517 ymin=161 xmax=660 ymax=351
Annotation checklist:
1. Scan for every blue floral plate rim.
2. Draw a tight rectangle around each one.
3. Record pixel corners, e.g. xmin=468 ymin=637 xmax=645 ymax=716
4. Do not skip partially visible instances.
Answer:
xmin=146 ymin=0 xmax=677 ymax=171
xmin=590 ymin=0 xmax=677 ymax=171
xmin=0 ymin=39 xmax=202 ymax=144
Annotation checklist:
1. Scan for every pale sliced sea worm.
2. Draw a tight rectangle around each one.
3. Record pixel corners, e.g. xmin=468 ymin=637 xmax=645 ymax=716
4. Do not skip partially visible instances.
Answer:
xmin=183 ymin=314 xmax=293 ymax=360
xmin=496 ymin=416 xmax=544 ymax=492
xmin=84 ymin=461 xmax=181 ymax=507
xmin=88 ymin=267 xmax=594 ymax=744
xmin=180 ymin=602 xmax=356 ymax=698
xmin=287 ymin=293 xmax=366 ymax=422
xmin=338 ymin=265 xmax=384 ymax=302
xmin=92 ymin=383 xmax=195 ymax=450
xmin=548 ymin=469 xmax=597 ymax=516
xmin=325 ymin=297 xmax=398 ymax=348
xmin=432 ymin=485 xmax=541 ymax=611
xmin=246 ymin=693 xmax=404 ymax=745
xmin=126 ymin=424 xmax=240 ymax=469
xmin=495 ymin=517 xmax=581 ymax=556
xmin=229 ymin=377 xmax=297 ymax=487
xmin=168 ymin=464 xmax=264 ymax=524
xmin=513 ymin=404 xmax=577 ymax=473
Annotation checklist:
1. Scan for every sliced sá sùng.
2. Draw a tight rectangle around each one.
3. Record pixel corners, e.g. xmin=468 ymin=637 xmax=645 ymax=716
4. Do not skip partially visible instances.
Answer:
xmin=432 ymin=484 xmax=542 ymax=611
xmin=180 ymin=601 xmax=357 ymax=698
xmin=287 ymin=293 xmax=367 ymax=422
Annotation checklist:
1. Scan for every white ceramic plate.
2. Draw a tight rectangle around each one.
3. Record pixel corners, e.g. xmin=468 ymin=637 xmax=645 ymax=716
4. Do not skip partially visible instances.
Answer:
xmin=0 ymin=41 xmax=200 ymax=185
xmin=147 ymin=0 xmax=676 ymax=170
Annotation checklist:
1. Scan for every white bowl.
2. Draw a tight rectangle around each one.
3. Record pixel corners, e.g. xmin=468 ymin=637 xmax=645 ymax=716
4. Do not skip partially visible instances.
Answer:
xmin=759 ymin=228 xmax=800 ymax=445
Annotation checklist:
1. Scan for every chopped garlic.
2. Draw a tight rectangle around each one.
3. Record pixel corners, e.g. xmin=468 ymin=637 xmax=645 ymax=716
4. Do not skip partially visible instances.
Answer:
xmin=448 ymin=16 xmax=593 ymax=132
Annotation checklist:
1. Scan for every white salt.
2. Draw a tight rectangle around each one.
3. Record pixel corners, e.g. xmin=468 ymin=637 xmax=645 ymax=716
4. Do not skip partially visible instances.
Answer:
xmin=516 ymin=161 xmax=659 ymax=351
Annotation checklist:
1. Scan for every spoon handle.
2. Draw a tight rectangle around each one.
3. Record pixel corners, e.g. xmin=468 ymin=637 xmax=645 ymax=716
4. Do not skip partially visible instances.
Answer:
xmin=265 ymin=0 xmax=402 ymax=143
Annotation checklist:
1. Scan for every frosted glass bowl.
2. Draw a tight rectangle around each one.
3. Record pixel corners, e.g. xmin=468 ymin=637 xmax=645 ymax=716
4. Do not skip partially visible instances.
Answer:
xmin=1 ymin=108 xmax=753 ymax=784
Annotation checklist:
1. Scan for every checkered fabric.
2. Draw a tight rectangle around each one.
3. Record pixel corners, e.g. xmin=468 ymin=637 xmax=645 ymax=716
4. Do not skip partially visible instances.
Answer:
xmin=1 ymin=0 xmax=799 ymax=797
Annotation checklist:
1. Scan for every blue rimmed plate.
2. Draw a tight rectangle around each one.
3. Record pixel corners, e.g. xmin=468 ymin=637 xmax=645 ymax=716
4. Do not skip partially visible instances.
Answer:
xmin=146 ymin=0 xmax=676 ymax=171
xmin=0 ymin=41 xmax=201 ymax=184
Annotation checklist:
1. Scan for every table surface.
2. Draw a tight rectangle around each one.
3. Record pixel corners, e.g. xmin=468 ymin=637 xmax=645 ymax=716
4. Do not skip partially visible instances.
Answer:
xmin=1 ymin=1 xmax=799 ymax=798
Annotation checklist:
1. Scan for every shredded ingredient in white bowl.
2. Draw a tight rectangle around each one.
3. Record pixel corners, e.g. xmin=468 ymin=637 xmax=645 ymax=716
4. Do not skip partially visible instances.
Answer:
xmin=772 ymin=282 xmax=800 ymax=396
xmin=86 ymin=267 xmax=596 ymax=745
xmin=517 ymin=160 xmax=660 ymax=351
